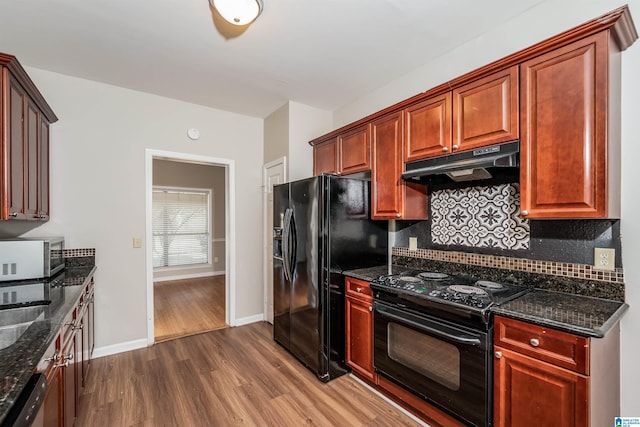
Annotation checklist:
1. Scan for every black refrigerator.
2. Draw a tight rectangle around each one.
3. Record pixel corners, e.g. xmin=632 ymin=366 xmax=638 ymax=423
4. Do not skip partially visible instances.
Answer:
xmin=272 ymin=175 xmax=388 ymax=382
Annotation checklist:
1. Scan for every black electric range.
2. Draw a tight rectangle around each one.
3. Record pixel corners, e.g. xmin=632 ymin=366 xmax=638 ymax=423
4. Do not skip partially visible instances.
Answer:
xmin=370 ymin=269 xmax=530 ymax=329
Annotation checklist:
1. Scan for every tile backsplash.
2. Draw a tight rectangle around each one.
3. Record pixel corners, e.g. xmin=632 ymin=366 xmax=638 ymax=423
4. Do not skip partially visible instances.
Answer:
xmin=430 ymin=183 xmax=529 ymax=250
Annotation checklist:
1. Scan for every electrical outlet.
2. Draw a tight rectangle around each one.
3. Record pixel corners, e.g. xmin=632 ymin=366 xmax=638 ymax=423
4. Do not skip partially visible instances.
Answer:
xmin=214 ymin=257 xmax=219 ymax=263
xmin=594 ymin=248 xmax=615 ymax=271
xmin=409 ymin=237 xmax=418 ymax=251
xmin=133 ymin=237 xmax=142 ymax=248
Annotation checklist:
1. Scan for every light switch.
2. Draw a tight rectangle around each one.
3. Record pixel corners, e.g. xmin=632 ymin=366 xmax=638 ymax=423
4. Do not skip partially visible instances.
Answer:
xmin=133 ymin=237 xmax=142 ymax=248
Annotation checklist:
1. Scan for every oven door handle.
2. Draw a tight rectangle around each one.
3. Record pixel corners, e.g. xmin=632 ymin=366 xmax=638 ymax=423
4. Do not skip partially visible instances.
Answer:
xmin=376 ymin=305 xmax=483 ymax=346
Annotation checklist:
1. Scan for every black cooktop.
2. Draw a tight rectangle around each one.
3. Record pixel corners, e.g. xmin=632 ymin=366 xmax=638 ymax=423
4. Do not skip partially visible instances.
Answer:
xmin=370 ymin=270 xmax=529 ymax=314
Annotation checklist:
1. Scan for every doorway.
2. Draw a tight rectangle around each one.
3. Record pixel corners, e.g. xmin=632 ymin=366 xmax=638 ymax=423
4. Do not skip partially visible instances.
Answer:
xmin=145 ymin=149 xmax=236 ymax=345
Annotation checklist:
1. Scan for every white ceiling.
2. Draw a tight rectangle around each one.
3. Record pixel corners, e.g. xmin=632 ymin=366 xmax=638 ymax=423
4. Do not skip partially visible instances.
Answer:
xmin=0 ymin=0 xmax=544 ymax=118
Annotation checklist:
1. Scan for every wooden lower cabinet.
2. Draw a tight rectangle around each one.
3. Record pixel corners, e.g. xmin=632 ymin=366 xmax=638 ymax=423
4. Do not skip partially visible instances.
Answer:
xmin=345 ymin=277 xmax=376 ymax=383
xmin=39 ymin=278 xmax=95 ymax=427
xmin=493 ymin=315 xmax=621 ymax=427
xmin=493 ymin=346 xmax=588 ymax=427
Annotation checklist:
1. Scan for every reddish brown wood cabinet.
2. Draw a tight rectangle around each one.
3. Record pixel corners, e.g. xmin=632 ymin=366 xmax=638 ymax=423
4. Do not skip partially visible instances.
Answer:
xmin=452 ymin=66 xmax=519 ymax=151
xmin=39 ymin=277 xmax=96 ymax=427
xmin=404 ymin=93 xmax=452 ymax=161
xmin=313 ymin=139 xmax=338 ymax=175
xmin=494 ymin=316 xmax=621 ymax=427
xmin=345 ymin=277 xmax=377 ymax=383
xmin=372 ymin=112 xmax=428 ymax=220
xmin=313 ymin=125 xmax=371 ymax=176
xmin=404 ymin=67 xmax=518 ymax=163
xmin=520 ymin=32 xmax=619 ymax=218
xmin=1 ymin=53 xmax=57 ymax=221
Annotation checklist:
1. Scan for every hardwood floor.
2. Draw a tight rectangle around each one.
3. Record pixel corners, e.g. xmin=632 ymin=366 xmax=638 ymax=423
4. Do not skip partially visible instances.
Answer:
xmin=154 ymin=276 xmax=226 ymax=342
xmin=77 ymin=322 xmax=423 ymax=427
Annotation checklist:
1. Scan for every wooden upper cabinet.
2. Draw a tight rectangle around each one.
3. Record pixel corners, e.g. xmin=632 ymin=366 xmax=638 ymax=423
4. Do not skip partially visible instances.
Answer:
xmin=1 ymin=54 xmax=57 ymax=221
xmin=313 ymin=139 xmax=338 ymax=175
xmin=403 ymin=67 xmax=517 ymax=163
xmin=338 ymin=124 xmax=371 ymax=175
xmin=404 ymin=92 xmax=452 ymax=161
xmin=372 ymin=112 xmax=428 ymax=220
xmin=453 ymin=66 xmax=519 ymax=151
xmin=520 ymin=31 xmax=616 ymax=218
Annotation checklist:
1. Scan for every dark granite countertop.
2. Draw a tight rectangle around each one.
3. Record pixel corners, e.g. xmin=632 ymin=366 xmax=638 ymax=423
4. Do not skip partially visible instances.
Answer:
xmin=0 ymin=265 xmax=96 ymax=424
xmin=342 ymin=265 xmax=414 ymax=282
xmin=344 ymin=264 xmax=626 ymax=338
xmin=493 ymin=289 xmax=627 ymax=338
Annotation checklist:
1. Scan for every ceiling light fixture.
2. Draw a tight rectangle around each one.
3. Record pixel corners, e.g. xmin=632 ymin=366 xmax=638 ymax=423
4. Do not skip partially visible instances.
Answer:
xmin=210 ymin=0 xmax=263 ymax=26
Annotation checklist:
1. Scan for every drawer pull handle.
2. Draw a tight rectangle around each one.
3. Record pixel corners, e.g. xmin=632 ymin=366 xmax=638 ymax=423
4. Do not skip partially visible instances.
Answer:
xmin=495 ymin=351 xmax=502 ymax=359
xmin=530 ymin=338 xmax=540 ymax=347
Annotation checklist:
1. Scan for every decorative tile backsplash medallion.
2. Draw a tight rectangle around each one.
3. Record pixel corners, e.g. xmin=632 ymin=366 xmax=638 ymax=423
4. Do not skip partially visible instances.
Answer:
xmin=430 ymin=183 xmax=530 ymax=250
xmin=393 ymin=247 xmax=625 ymax=284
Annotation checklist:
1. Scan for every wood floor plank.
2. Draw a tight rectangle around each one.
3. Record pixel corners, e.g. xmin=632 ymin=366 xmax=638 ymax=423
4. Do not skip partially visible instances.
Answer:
xmin=154 ymin=276 xmax=226 ymax=342
xmin=77 ymin=322 xmax=423 ymax=427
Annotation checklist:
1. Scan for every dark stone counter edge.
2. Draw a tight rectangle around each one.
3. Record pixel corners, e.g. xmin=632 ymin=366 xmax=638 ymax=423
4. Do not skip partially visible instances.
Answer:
xmin=492 ymin=303 xmax=629 ymax=338
xmin=342 ymin=265 xmax=628 ymax=339
xmin=0 ymin=266 xmax=97 ymax=424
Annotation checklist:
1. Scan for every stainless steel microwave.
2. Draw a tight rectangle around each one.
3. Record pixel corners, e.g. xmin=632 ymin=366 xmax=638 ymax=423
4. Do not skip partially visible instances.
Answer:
xmin=0 ymin=237 xmax=65 ymax=281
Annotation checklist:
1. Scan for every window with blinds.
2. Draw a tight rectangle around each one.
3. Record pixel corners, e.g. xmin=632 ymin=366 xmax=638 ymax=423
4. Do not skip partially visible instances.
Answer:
xmin=152 ymin=187 xmax=211 ymax=268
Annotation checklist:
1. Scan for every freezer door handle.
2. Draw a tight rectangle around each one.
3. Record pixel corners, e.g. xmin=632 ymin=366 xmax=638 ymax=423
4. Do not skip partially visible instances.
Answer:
xmin=288 ymin=210 xmax=297 ymax=280
xmin=282 ymin=208 xmax=293 ymax=282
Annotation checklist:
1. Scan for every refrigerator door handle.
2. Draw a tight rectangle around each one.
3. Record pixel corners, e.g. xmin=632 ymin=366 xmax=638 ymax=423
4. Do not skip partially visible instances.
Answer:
xmin=289 ymin=210 xmax=297 ymax=279
xmin=282 ymin=208 xmax=293 ymax=282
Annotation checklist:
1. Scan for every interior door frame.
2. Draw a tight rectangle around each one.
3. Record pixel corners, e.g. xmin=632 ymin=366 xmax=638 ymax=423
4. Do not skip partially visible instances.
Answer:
xmin=263 ymin=157 xmax=287 ymax=323
xmin=145 ymin=149 xmax=236 ymax=345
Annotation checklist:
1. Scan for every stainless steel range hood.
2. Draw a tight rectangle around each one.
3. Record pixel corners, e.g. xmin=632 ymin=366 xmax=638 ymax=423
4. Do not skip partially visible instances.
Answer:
xmin=402 ymin=141 xmax=519 ymax=183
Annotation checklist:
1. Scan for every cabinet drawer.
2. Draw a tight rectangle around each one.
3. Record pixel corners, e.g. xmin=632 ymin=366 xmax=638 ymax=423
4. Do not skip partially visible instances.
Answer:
xmin=494 ymin=316 xmax=589 ymax=374
xmin=345 ymin=277 xmax=373 ymax=300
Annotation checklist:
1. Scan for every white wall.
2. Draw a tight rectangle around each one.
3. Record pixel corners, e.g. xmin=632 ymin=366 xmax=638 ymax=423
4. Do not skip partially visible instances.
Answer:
xmin=331 ymin=0 xmax=640 ymax=416
xmin=263 ymin=101 xmax=332 ymax=182
xmin=288 ymin=101 xmax=332 ymax=181
xmin=20 ymin=68 xmax=264 ymax=349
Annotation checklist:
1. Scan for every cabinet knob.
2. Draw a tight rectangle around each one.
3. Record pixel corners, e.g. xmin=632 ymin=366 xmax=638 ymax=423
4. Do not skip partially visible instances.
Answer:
xmin=495 ymin=351 xmax=503 ymax=359
xmin=395 ymin=213 xmax=401 ymax=218
xmin=356 ymin=287 xmax=363 ymax=292
xmin=521 ymin=210 xmax=529 ymax=216
xmin=9 ymin=212 xmax=18 ymax=217
xmin=529 ymin=338 xmax=540 ymax=347
xmin=442 ymin=147 xmax=449 ymax=152
xmin=452 ymin=144 xmax=459 ymax=150
xmin=369 ymin=306 xmax=372 ymax=312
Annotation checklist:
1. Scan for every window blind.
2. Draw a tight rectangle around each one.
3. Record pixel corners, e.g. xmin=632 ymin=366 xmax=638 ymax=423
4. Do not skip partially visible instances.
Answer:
xmin=152 ymin=188 xmax=210 ymax=268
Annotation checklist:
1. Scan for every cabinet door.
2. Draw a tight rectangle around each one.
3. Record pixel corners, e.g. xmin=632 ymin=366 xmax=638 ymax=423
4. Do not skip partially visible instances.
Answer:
xmin=43 ymin=366 xmax=62 ymax=427
xmin=38 ymin=119 xmax=50 ymax=220
xmin=345 ymin=294 xmax=376 ymax=382
xmin=313 ymin=139 xmax=338 ymax=175
xmin=453 ymin=66 xmax=519 ymax=151
xmin=404 ymin=92 xmax=452 ymax=161
xmin=494 ymin=346 xmax=588 ymax=427
xmin=25 ymin=99 xmax=39 ymax=219
xmin=338 ymin=125 xmax=371 ymax=174
xmin=520 ymin=32 xmax=608 ymax=218
xmin=371 ymin=112 xmax=404 ymax=219
xmin=5 ymin=73 xmax=26 ymax=220
xmin=372 ymin=112 xmax=428 ymax=220
xmin=62 ymin=335 xmax=77 ymax=427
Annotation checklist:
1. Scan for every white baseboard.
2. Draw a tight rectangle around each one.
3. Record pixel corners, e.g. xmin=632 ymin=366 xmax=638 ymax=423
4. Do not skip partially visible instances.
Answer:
xmin=92 ymin=338 xmax=148 ymax=359
xmin=233 ymin=313 xmax=264 ymax=326
xmin=153 ymin=270 xmax=225 ymax=282
xmin=350 ymin=374 xmax=430 ymax=427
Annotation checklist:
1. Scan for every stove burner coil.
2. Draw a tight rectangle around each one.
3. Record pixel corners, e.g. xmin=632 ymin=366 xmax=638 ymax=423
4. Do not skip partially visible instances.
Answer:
xmin=475 ymin=280 xmax=504 ymax=289
xmin=448 ymin=285 xmax=488 ymax=296
xmin=398 ymin=276 xmax=422 ymax=282
xmin=417 ymin=272 xmax=449 ymax=280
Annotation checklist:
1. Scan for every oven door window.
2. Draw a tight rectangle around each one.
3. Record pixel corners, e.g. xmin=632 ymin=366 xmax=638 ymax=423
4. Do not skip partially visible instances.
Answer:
xmin=388 ymin=322 xmax=460 ymax=391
